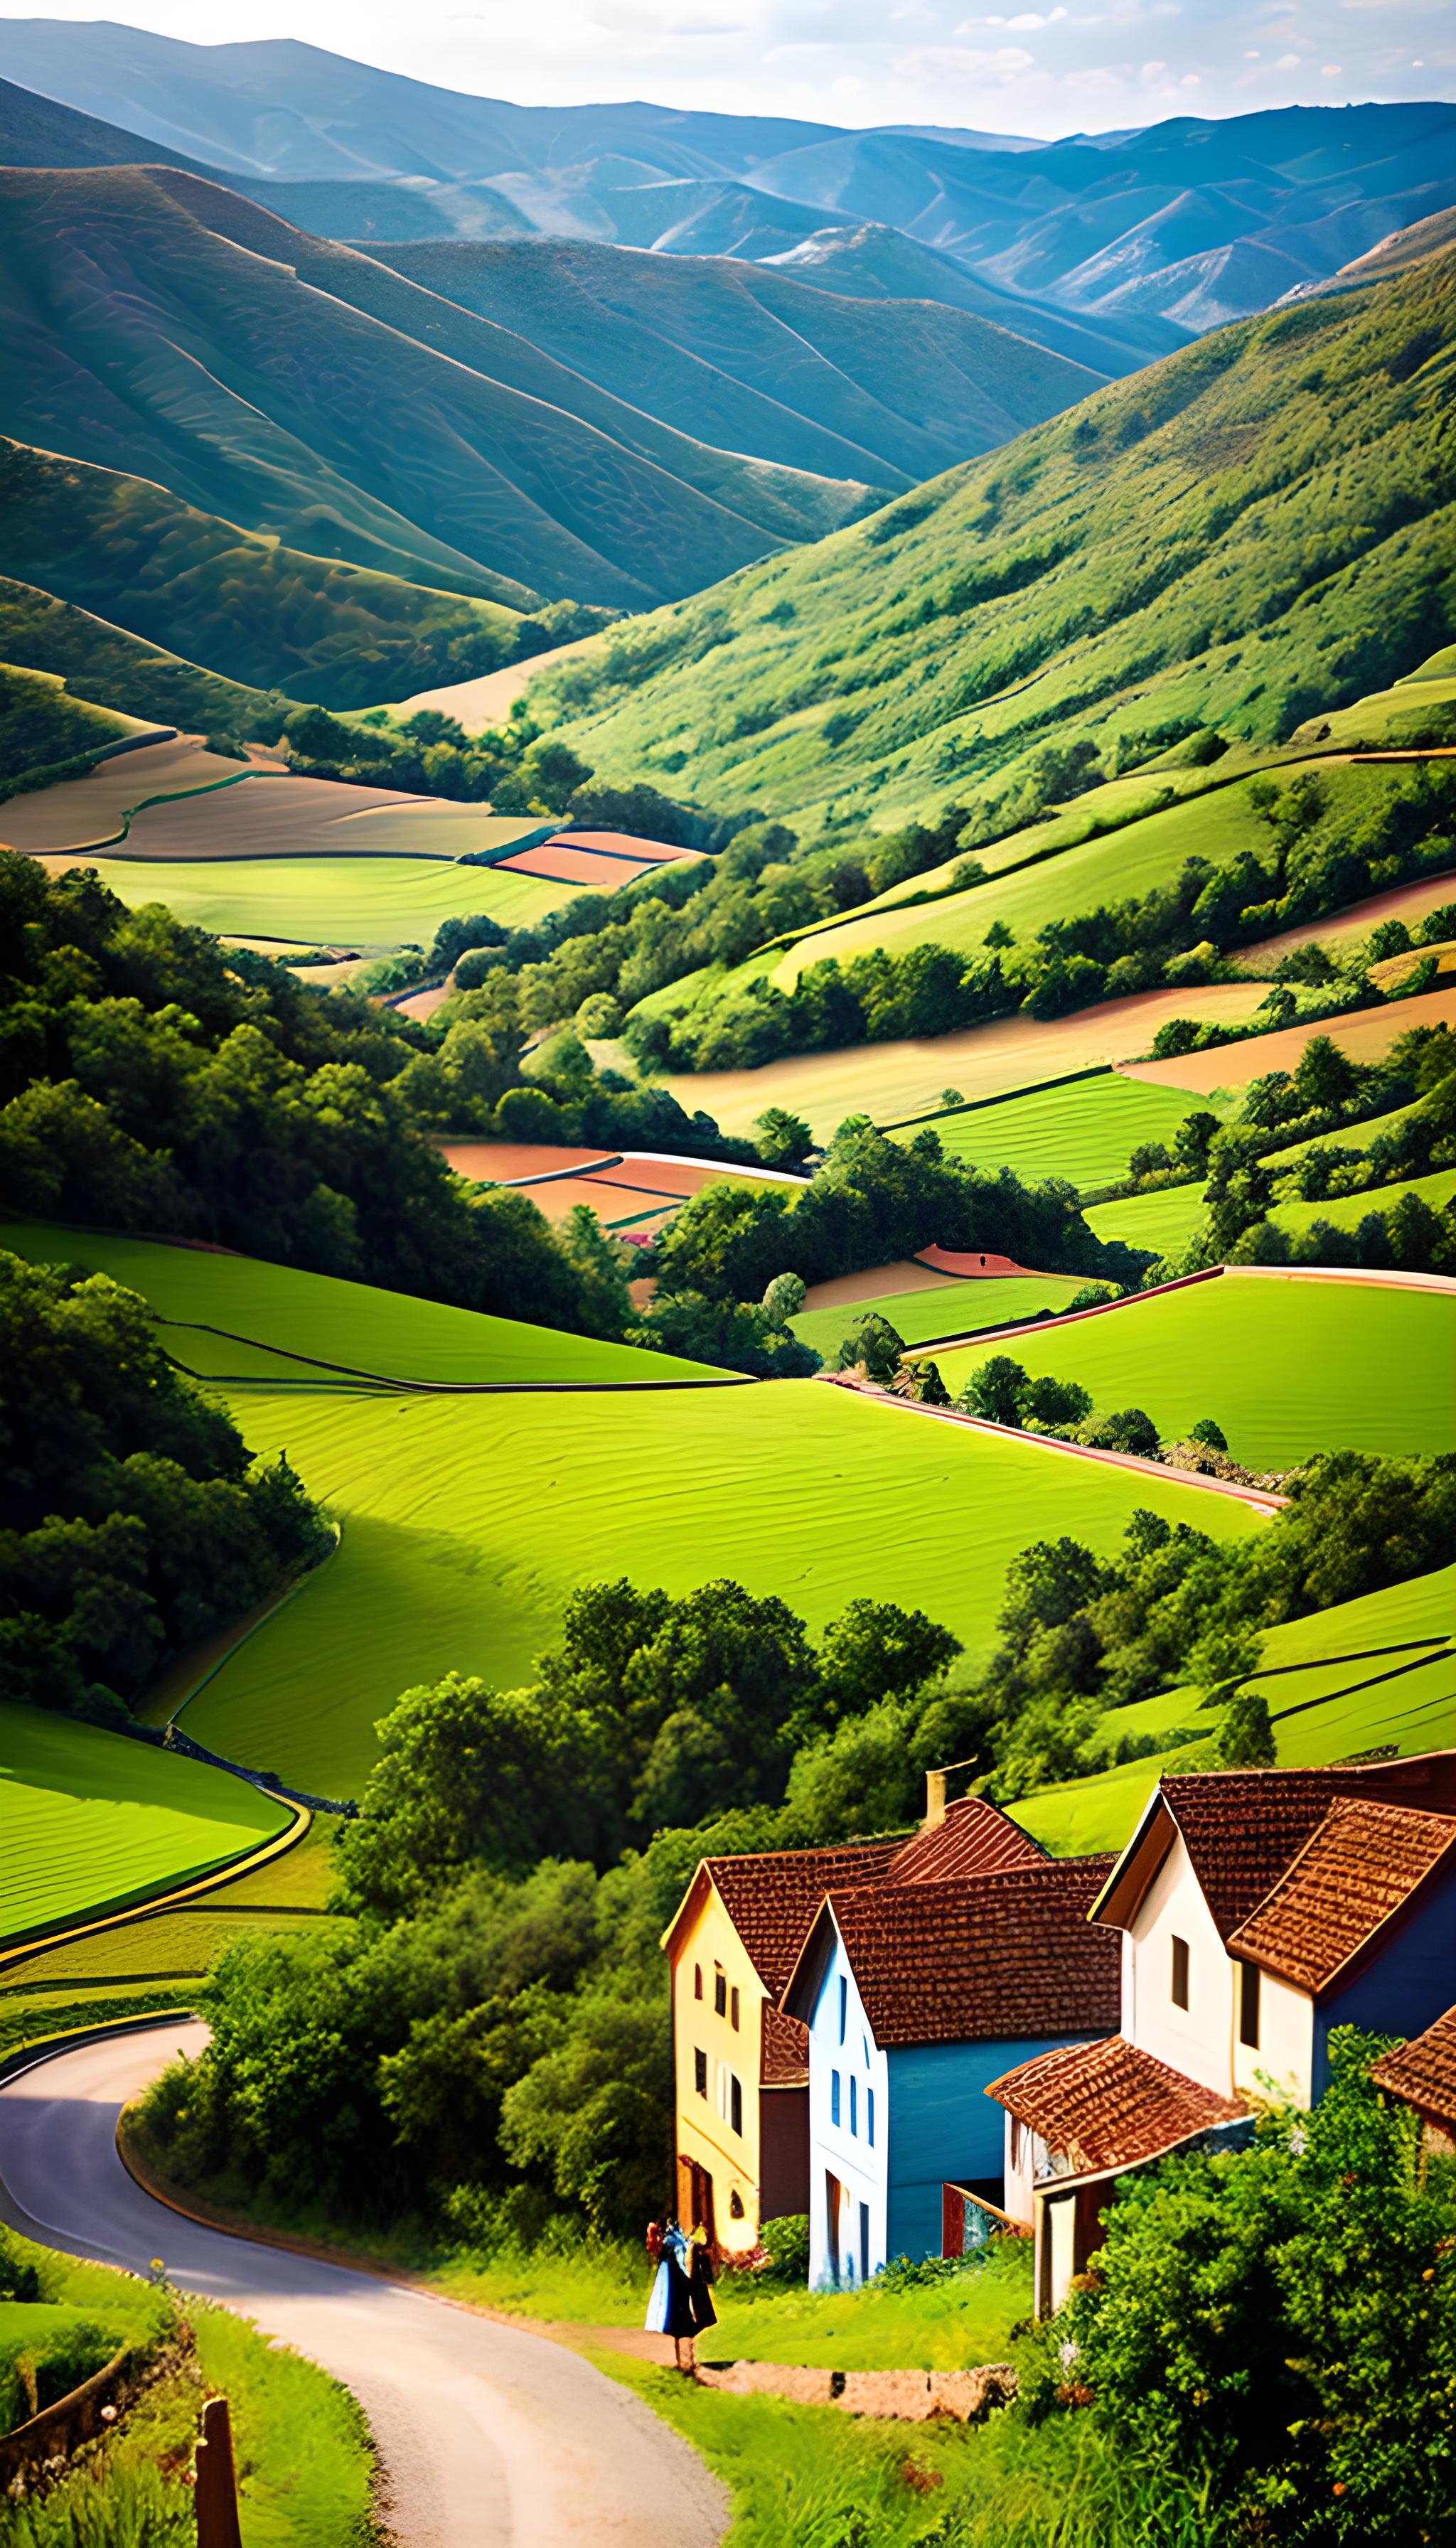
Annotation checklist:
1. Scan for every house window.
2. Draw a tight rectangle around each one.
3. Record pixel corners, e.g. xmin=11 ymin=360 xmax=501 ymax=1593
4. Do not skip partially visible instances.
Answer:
xmin=694 ymin=2048 xmax=707 ymax=2099
xmin=714 ymin=1965 xmax=727 ymax=2016
xmin=1239 ymin=1957 xmax=1261 ymax=2049
xmin=1010 ymin=2117 xmax=1023 ymax=2172
xmin=694 ymin=1964 xmax=703 ymax=2001
xmin=859 ymin=2200 xmax=869 ymax=2285
xmin=717 ymin=2065 xmax=744 ymax=2135
xmin=839 ymin=1975 xmax=847 ymax=2043
xmin=1171 ymin=1934 xmax=1190 ymax=2010
xmin=867 ymin=2087 xmax=875 ymax=2148
xmin=850 ymin=2076 xmax=858 ymax=2136
xmin=729 ymin=2189 xmax=745 ymax=2219
xmin=730 ymin=1986 xmax=740 ymax=2032
xmin=831 ymin=2069 xmax=842 ymax=2126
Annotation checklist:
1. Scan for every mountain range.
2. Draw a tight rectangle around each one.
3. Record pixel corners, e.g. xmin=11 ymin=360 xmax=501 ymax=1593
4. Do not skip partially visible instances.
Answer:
xmin=2 ymin=21 xmax=1452 ymax=333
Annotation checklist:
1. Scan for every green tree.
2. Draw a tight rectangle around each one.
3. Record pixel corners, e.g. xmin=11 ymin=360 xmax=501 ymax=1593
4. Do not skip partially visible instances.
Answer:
xmin=956 ymin=1354 xmax=1029 ymax=1425
xmin=752 ymin=1107 xmax=814 ymax=1169
xmin=835 ymin=1312 xmax=906 ymax=1384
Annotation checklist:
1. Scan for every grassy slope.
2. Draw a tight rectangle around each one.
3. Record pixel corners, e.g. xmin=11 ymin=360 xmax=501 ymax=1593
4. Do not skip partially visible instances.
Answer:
xmin=0 ymin=1223 xmax=724 ymax=1385
xmin=183 ymin=1380 xmax=1260 ymax=1794
xmin=790 ymin=1273 xmax=1085 ymax=1361
xmin=892 ymin=1071 xmax=1219 ymax=1193
xmin=0 ymin=660 xmax=134 ymax=785
xmin=0 ymin=1703 xmax=288 ymax=1946
xmin=930 ymin=1272 xmax=1456 ymax=1467
xmin=0 ymin=577 xmax=277 ymax=737
xmin=1018 ymin=1562 xmax=1456 ymax=1855
xmin=367 ymin=237 xmax=1104 ymax=488
xmin=0 ymin=437 xmax=531 ymax=712
xmin=58 ymin=852 xmax=577 ymax=946
xmin=1088 ymin=1161 xmax=1456 ymax=1258
xmin=0 ymin=166 xmax=872 ymax=614
xmin=532 ymin=245 xmax=1456 ymax=827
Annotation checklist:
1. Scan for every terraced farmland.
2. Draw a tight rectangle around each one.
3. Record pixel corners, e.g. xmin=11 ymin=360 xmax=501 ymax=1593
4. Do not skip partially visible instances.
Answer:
xmin=2 ymin=1223 xmax=724 ymax=1386
xmin=926 ymin=1270 xmax=1456 ymax=1471
xmin=891 ymin=1071 xmax=1216 ymax=1195
xmin=179 ymin=1380 xmax=1264 ymax=1796
xmin=1017 ymin=1560 xmax=1456 ymax=1858
xmin=0 ymin=1702 xmax=290 ymax=1947
xmin=42 ymin=852 xmax=578 ymax=947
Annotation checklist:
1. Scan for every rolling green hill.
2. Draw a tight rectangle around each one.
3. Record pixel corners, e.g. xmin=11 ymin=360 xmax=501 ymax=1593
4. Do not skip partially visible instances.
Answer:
xmin=530 ymin=245 xmax=1456 ymax=829
xmin=0 ymin=1700 xmax=289 ymax=1945
xmin=928 ymin=1268 xmax=1456 ymax=1469
xmin=0 ymin=578 xmax=277 ymax=738
xmin=365 ymin=240 xmax=1104 ymax=489
xmin=890 ymin=1071 xmax=1221 ymax=1194
xmin=0 ymin=440 xmax=552 ymax=713
xmin=0 ymin=662 xmax=137 ymax=787
xmin=0 ymin=166 xmax=875 ymax=618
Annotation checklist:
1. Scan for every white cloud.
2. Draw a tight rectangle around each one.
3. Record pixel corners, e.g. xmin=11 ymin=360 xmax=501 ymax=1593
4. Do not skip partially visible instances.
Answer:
xmin=1275 ymin=50 xmax=1302 ymax=64
xmin=1320 ymin=58 xmax=1342 ymax=69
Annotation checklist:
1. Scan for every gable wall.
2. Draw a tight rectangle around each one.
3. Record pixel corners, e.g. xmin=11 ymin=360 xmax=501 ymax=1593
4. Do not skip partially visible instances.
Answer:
xmin=1125 ymin=1828 xmax=1234 ymax=2093
xmin=668 ymin=1880 xmax=766 ymax=2249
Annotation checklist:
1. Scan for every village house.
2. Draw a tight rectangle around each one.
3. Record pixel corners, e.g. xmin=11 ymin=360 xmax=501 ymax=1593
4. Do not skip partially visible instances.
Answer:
xmin=1371 ymin=2002 xmax=1456 ymax=2159
xmin=989 ymin=1751 xmax=1456 ymax=2313
xmin=780 ymin=1856 xmax=1120 ymax=2288
xmin=659 ymin=1784 xmax=1044 ymax=2252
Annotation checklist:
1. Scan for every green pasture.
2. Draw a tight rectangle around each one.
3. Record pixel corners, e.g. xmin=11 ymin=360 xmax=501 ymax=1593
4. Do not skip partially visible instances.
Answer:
xmin=760 ymin=763 xmax=1400 ymax=995
xmin=0 ymin=1703 xmax=288 ymax=1947
xmin=68 ymin=853 xmax=577 ymax=947
xmin=183 ymin=1380 xmax=1262 ymax=1795
xmin=928 ymin=1271 xmax=1456 ymax=1470
xmin=1272 ymin=1163 xmax=1456 ymax=1237
xmin=1084 ymin=1180 xmax=1210 ymax=1257
xmin=892 ymin=1071 xmax=1217 ymax=1195
xmin=1265 ymin=1098 xmax=1422 ymax=1171
xmin=1017 ymin=1560 xmax=1456 ymax=1857
xmin=790 ymin=1273 xmax=1085 ymax=1361
xmin=1 ymin=1223 xmax=722 ymax=1386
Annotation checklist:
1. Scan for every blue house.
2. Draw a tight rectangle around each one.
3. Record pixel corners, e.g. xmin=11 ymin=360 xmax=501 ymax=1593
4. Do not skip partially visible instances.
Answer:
xmin=780 ymin=1858 xmax=1120 ymax=2288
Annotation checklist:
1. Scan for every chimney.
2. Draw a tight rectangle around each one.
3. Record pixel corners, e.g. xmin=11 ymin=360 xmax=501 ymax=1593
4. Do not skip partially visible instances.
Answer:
xmin=924 ymin=1769 xmax=947 ymax=1829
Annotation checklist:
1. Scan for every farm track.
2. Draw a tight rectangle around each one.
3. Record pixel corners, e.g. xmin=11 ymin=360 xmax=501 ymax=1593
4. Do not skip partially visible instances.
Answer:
xmin=0 ymin=2028 xmax=727 ymax=2548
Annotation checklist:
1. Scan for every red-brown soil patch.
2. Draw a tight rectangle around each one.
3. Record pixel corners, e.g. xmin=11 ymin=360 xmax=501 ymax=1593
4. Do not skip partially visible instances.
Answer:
xmin=1121 ymin=985 xmax=1456 ymax=1094
xmin=441 ymin=1142 xmax=616 ymax=1182
xmin=495 ymin=842 xmax=660 ymax=887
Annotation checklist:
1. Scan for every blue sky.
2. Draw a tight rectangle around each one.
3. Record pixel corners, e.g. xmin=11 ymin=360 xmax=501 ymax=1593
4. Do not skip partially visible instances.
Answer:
xmin=5 ymin=0 xmax=1451 ymax=134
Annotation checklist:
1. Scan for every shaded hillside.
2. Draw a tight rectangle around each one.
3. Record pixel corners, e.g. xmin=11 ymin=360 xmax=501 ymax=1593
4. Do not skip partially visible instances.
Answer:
xmin=0 ymin=663 xmax=135 ymax=787
xmin=0 ymin=577 xmax=275 ymax=735
xmin=0 ymin=166 xmax=874 ymax=613
xmin=368 ymin=239 xmax=1103 ymax=486
xmin=531 ymin=247 xmax=1456 ymax=828
xmin=0 ymin=438 xmax=581 ymax=710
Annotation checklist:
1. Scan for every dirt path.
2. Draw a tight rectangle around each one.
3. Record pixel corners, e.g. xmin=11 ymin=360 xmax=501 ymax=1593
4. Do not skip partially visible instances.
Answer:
xmin=0 ymin=2025 xmax=726 ymax=2548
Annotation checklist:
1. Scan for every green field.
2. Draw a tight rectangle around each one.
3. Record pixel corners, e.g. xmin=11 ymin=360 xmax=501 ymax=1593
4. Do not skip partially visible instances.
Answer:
xmin=1017 ymin=1561 xmax=1456 ymax=1856
xmin=0 ymin=1703 xmax=289 ymax=1947
xmin=1084 ymin=1180 xmax=1211 ymax=1257
xmin=790 ymin=1273 xmax=1086 ymax=1361
xmin=65 ymin=854 xmax=578 ymax=946
xmin=1 ymin=1224 xmax=724 ymax=1386
xmin=891 ymin=1071 xmax=1217 ymax=1194
xmin=1273 ymin=1164 xmax=1456 ymax=1238
xmin=180 ymin=1380 xmax=1262 ymax=1795
xmin=928 ymin=1271 xmax=1456 ymax=1470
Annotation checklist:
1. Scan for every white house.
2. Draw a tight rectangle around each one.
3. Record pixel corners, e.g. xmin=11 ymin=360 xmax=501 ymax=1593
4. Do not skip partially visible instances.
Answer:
xmin=989 ymin=1752 xmax=1456 ymax=2313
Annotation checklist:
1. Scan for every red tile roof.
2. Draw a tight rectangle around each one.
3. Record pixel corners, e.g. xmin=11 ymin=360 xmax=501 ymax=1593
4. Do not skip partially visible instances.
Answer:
xmin=1371 ymin=2005 xmax=1456 ymax=2131
xmin=702 ymin=1843 xmax=901 ymax=1996
xmin=1155 ymin=1763 xmax=1456 ymax=1936
xmin=815 ymin=1860 xmax=1120 ymax=2048
xmin=761 ymin=2003 xmax=810 ymax=2089
xmin=887 ymin=1794 xmax=1045 ymax=1885
xmin=1228 ymin=1799 xmax=1456 ymax=1993
xmin=987 ymin=2035 xmax=1248 ymax=2173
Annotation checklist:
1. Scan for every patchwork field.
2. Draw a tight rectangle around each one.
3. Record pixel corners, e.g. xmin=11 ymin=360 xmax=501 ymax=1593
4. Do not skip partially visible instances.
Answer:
xmin=892 ymin=1071 xmax=1216 ymax=1194
xmin=790 ymin=1272 xmax=1085 ymax=1361
xmin=176 ymin=1379 xmax=1264 ymax=1796
xmin=925 ymin=1270 xmax=1456 ymax=1471
xmin=1 ymin=1223 xmax=725 ymax=1385
xmin=656 ymin=982 xmax=1273 ymax=1142
xmin=1123 ymin=984 xmax=1456 ymax=1095
xmin=1239 ymin=871 xmax=1456 ymax=973
xmin=441 ymin=1141 xmax=803 ymax=1238
xmin=1272 ymin=1165 xmax=1456 ymax=1238
xmin=0 ymin=1701 xmax=290 ymax=1947
xmin=35 ymin=852 xmax=579 ymax=946
xmin=1017 ymin=1561 xmax=1456 ymax=1858
xmin=0 ymin=734 xmax=249 ymax=851
xmin=1084 ymin=1181 xmax=1210 ymax=1258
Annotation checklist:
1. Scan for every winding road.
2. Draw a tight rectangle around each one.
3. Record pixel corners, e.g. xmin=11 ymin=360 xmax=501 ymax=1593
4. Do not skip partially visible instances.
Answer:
xmin=0 ymin=2023 xmax=727 ymax=2548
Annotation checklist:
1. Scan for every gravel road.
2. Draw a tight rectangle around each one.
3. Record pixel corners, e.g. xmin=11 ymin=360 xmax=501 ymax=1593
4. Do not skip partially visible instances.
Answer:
xmin=0 ymin=2023 xmax=727 ymax=2548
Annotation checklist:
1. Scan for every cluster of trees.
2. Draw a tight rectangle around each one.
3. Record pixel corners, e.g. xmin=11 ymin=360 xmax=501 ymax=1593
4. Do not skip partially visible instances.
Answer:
xmin=0 ymin=1251 xmax=329 ymax=1720
xmin=0 ymin=855 xmax=712 ymax=1342
xmin=968 ymin=1453 xmax=1455 ymax=1798
xmin=952 ymin=1349 xmax=1238 ymax=1475
xmin=138 ymin=1580 xmax=963 ymax=2236
xmin=1050 ymin=2030 xmax=1456 ymax=2546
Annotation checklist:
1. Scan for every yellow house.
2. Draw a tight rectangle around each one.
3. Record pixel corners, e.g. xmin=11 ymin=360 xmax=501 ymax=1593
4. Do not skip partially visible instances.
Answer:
xmin=660 ymin=1795 xmax=1044 ymax=2249
xmin=661 ymin=1841 xmax=898 ymax=2251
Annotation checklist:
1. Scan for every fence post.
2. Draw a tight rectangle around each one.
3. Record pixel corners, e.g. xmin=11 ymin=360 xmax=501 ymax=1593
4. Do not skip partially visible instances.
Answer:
xmin=196 ymin=2393 xmax=243 ymax=2548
